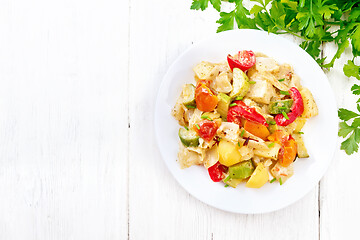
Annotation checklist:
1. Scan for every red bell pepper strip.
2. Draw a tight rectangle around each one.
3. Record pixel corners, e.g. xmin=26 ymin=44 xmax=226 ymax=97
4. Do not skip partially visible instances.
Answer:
xmin=227 ymin=50 xmax=256 ymax=72
xmin=227 ymin=100 xmax=268 ymax=127
xmin=275 ymin=87 xmax=304 ymax=126
xmin=208 ymin=161 xmax=228 ymax=182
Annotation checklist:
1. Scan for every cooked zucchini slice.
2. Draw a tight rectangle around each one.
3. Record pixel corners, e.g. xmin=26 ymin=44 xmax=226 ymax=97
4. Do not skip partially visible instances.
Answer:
xmin=181 ymin=84 xmax=196 ymax=108
xmin=228 ymin=160 xmax=254 ymax=179
xmin=216 ymin=93 xmax=231 ymax=120
xmin=229 ymin=68 xmax=250 ymax=99
xmin=178 ymin=128 xmax=199 ymax=147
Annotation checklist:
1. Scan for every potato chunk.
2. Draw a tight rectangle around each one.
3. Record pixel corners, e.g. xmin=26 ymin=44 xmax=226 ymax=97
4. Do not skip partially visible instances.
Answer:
xmin=300 ymin=88 xmax=318 ymax=118
xmin=193 ymin=61 xmax=215 ymax=80
xmin=246 ymin=163 xmax=269 ymax=188
xmin=246 ymin=79 xmax=275 ymax=104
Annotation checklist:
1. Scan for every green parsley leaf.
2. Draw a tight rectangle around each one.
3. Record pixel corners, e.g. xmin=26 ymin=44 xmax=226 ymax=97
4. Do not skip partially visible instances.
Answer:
xmin=216 ymin=10 xmax=235 ymax=32
xmin=210 ymin=0 xmax=221 ymax=12
xmin=338 ymin=108 xmax=359 ymax=121
xmin=234 ymin=1 xmax=257 ymax=29
xmin=269 ymin=1 xmax=286 ymax=28
xmin=351 ymin=117 xmax=360 ymax=128
xmin=339 ymin=122 xmax=354 ymax=138
xmin=323 ymin=39 xmax=349 ymax=68
xmin=350 ymin=25 xmax=360 ymax=54
xmin=190 ymin=0 xmax=209 ymax=11
xmin=250 ymin=4 xmax=263 ymax=15
xmin=349 ymin=7 xmax=360 ymax=22
xmin=302 ymin=40 xmax=321 ymax=59
xmin=318 ymin=4 xmax=338 ymax=20
xmin=344 ymin=60 xmax=360 ymax=80
xmin=341 ymin=129 xmax=360 ymax=155
xmin=351 ymin=84 xmax=360 ymax=95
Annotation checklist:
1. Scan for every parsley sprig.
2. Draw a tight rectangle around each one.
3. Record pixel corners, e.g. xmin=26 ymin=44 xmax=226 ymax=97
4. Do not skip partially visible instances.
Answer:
xmin=191 ymin=0 xmax=360 ymax=155
xmin=338 ymin=108 xmax=360 ymax=154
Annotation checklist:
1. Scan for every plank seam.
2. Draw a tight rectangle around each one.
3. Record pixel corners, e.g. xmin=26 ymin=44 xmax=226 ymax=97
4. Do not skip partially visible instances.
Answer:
xmin=318 ymin=39 xmax=324 ymax=240
xmin=127 ymin=0 xmax=132 ymax=239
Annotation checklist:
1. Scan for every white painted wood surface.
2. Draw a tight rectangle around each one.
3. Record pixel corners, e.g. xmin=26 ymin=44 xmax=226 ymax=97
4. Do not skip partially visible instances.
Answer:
xmin=0 ymin=0 xmax=357 ymax=239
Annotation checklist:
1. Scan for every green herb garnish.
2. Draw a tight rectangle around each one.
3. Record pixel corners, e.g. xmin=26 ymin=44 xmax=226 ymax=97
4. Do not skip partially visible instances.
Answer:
xmin=279 ymin=90 xmax=290 ymax=95
xmin=230 ymin=103 xmax=237 ymax=107
xmin=237 ymin=141 xmax=241 ymax=147
xmin=279 ymin=178 xmax=283 ymax=186
xmin=270 ymin=178 xmax=276 ymax=183
xmin=267 ymin=120 xmax=276 ymax=125
xmin=224 ymin=184 xmax=229 ymax=188
xmin=297 ymin=131 xmax=304 ymax=134
xmin=235 ymin=96 xmax=243 ymax=101
xmin=184 ymin=126 xmax=189 ymax=131
xmin=240 ymin=130 xmax=245 ymax=137
xmin=268 ymin=142 xmax=275 ymax=148
xmin=249 ymin=81 xmax=256 ymax=84
xmin=201 ymin=115 xmax=212 ymax=121
xmin=223 ymin=175 xmax=231 ymax=183
xmin=195 ymin=124 xmax=200 ymax=130
xmin=186 ymin=105 xmax=196 ymax=109
xmin=282 ymin=112 xmax=289 ymax=120
xmin=278 ymin=78 xmax=285 ymax=82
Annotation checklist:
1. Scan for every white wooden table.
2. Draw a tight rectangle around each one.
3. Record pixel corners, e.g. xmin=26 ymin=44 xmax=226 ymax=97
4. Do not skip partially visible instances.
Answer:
xmin=0 ymin=0 xmax=358 ymax=239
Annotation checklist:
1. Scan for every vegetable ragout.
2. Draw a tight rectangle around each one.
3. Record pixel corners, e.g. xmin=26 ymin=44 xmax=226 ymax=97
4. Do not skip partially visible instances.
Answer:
xmin=172 ymin=50 xmax=318 ymax=188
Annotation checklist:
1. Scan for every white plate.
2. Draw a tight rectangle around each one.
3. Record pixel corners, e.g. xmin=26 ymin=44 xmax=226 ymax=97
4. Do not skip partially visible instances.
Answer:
xmin=154 ymin=29 xmax=337 ymax=214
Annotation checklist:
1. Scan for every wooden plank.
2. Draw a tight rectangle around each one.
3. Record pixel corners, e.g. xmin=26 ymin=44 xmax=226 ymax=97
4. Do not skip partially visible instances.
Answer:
xmin=320 ymin=42 xmax=360 ymax=240
xmin=128 ymin=1 xmax=319 ymax=239
xmin=0 ymin=0 xmax=129 ymax=239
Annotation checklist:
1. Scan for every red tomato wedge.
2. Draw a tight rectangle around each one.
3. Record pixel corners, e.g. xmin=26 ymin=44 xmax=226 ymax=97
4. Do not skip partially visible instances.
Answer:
xmin=194 ymin=119 xmax=219 ymax=142
xmin=208 ymin=162 xmax=228 ymax=182
xmin=227 ymin=50 xmax=256 ymax=72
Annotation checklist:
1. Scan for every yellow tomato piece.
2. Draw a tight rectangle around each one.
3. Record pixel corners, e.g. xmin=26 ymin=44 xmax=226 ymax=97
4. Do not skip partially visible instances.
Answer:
xmin=246 ymin=163 xmax=269 ymax=188
xmin=218 ymin=140 xmax=242 ymax=167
